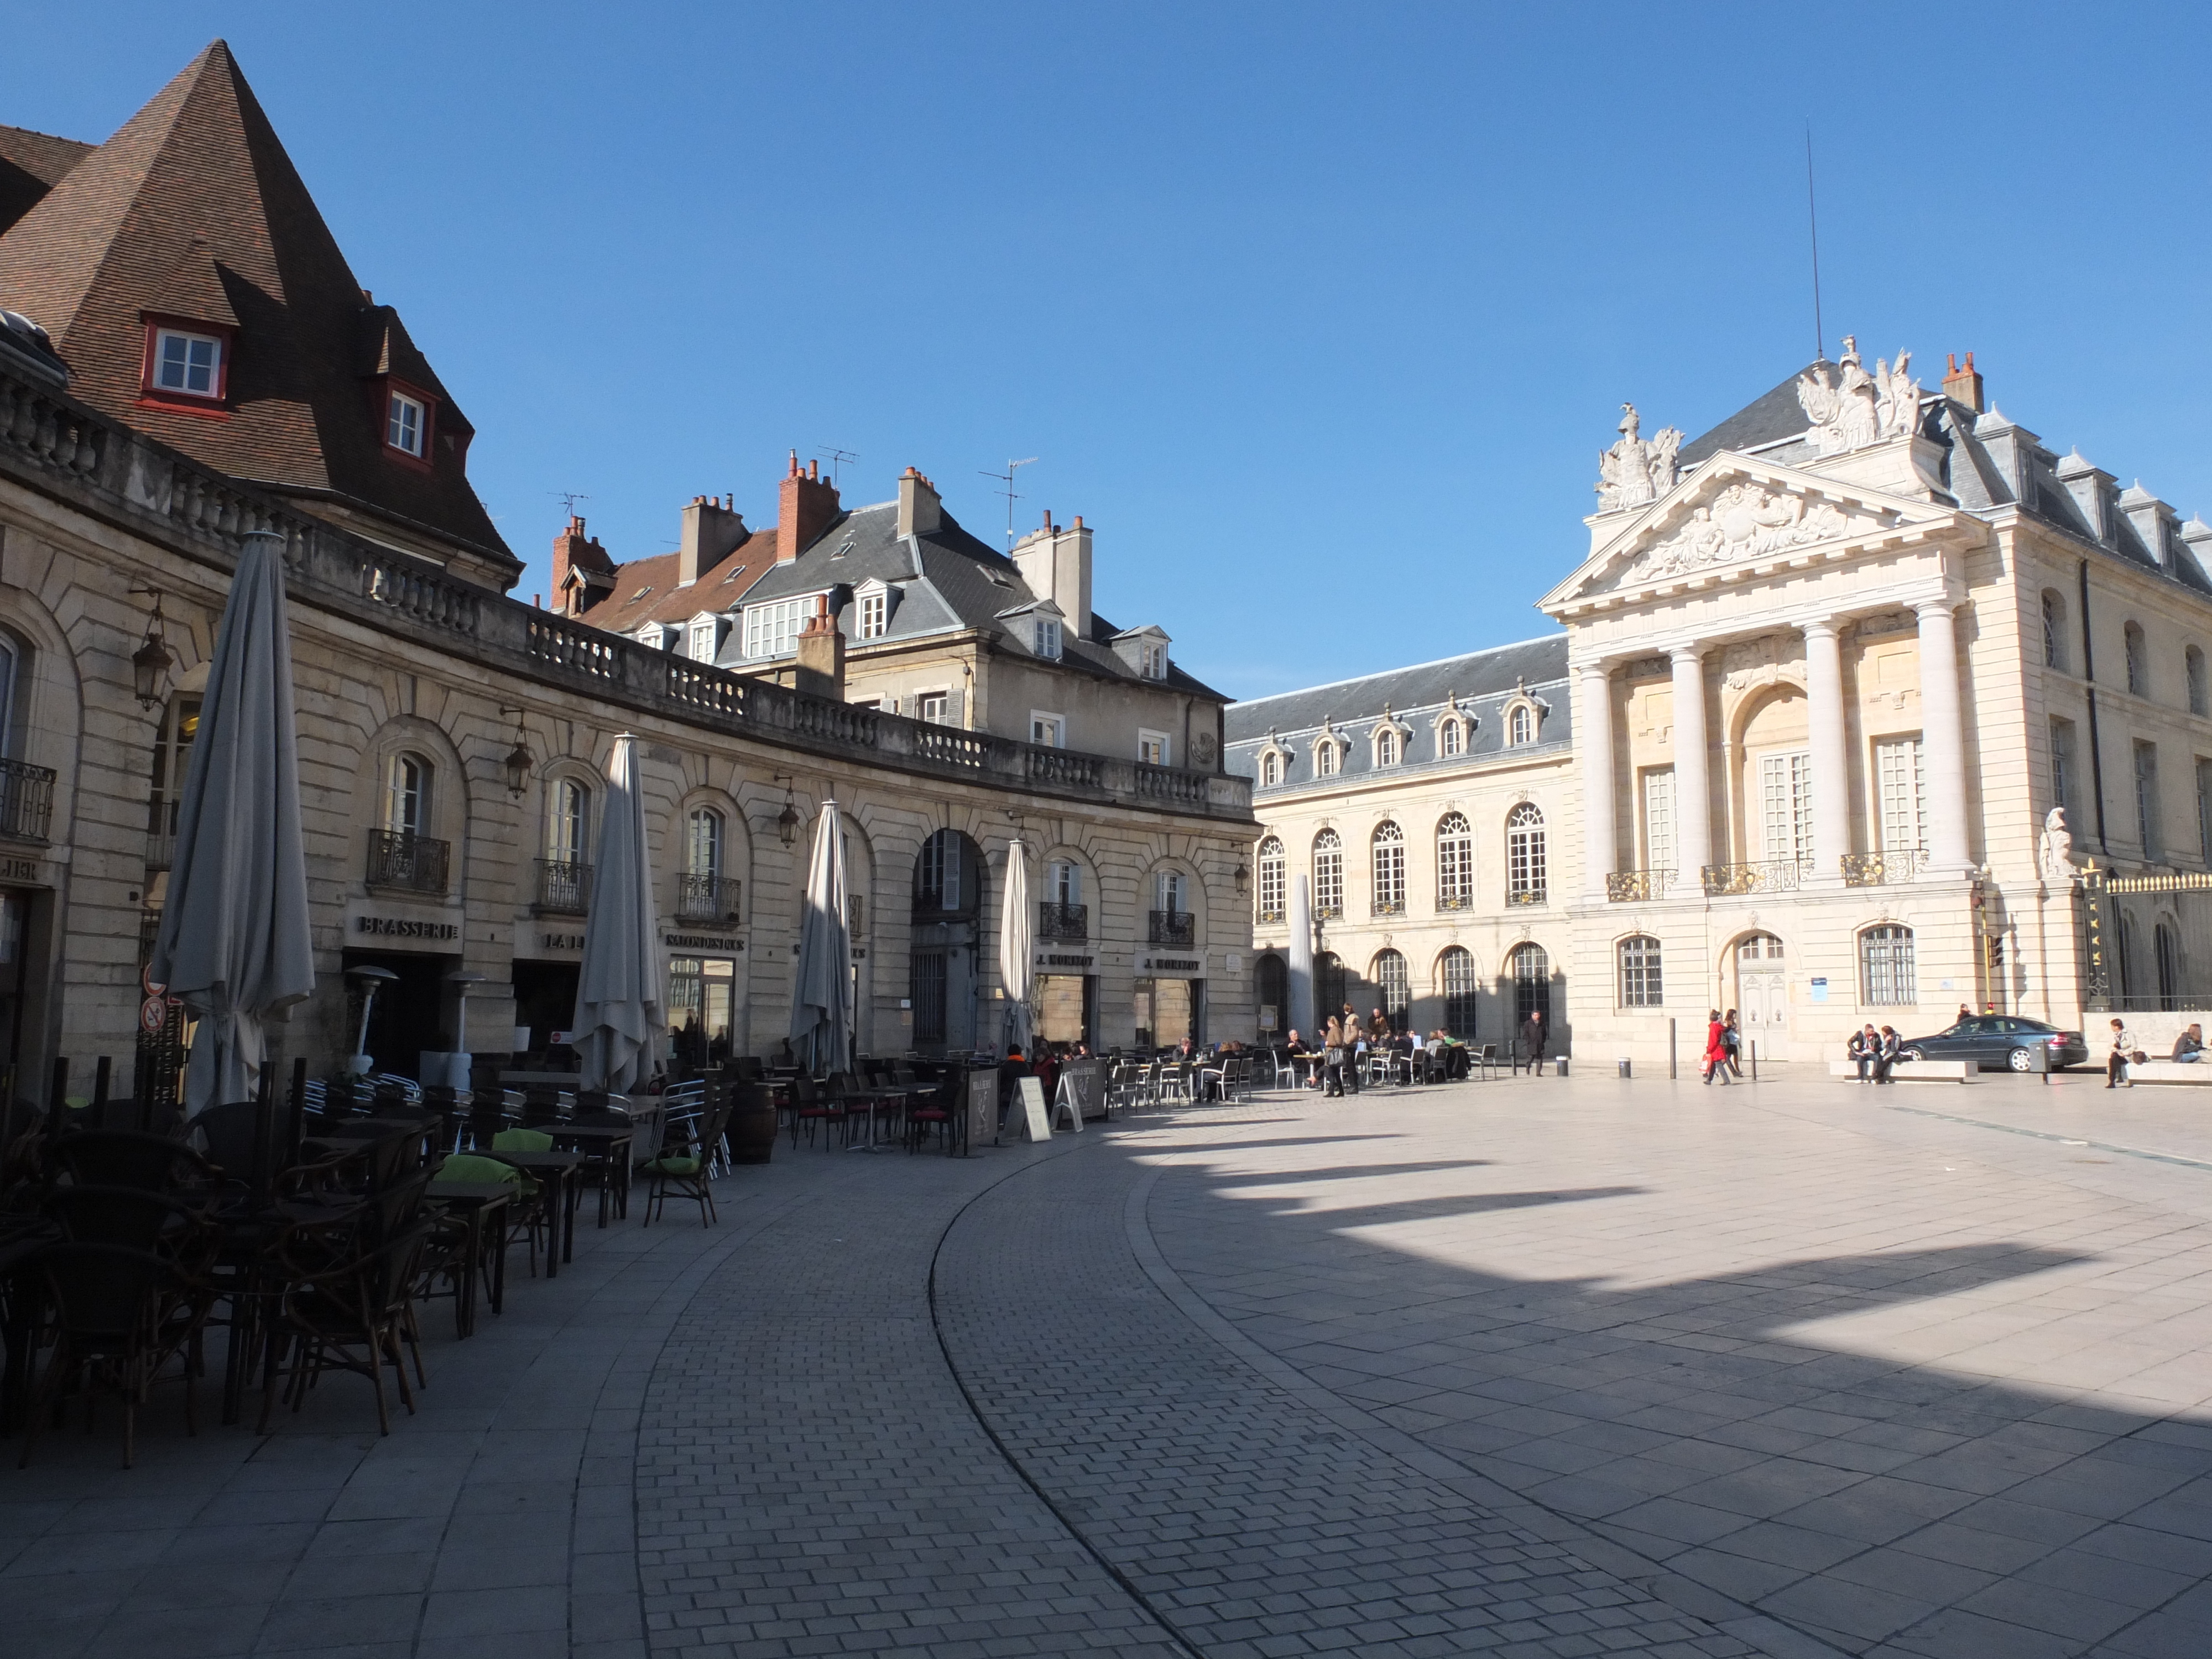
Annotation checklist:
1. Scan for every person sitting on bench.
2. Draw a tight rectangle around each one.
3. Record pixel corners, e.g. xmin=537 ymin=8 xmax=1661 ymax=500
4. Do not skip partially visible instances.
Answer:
xmin=2175 ymin=1025 xmax=2206 ymax=1063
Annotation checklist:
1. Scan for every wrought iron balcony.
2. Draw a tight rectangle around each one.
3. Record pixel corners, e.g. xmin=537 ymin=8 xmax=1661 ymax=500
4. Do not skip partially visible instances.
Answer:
xmin=1505 ymin=885 xmax=1547 ymax=907
xmin=1314 ymin=900 xmax=1343 ymax=920
xmin=1256 ymin=905 xmax=1286 ymax=924
xmin=848 ymin=893 xmax=864 ymax=935
xmin=1841 ymin=849 xmax=1926 ymax=887
xmin=1701 ymin=859 xmax=1811 ymax=897
xmin=1371 ymin=899 xmax=1405 ymax=918
xmin=1037 ymin=901 xmax=1089 ymax=941
xmin=675 ymin=872 xmax=741 ymax=922
xmin=1606 ymin=869 xmax=1674 ymax=902
xmin=536 ymin=858 xmax=593 ymax=915
xmin=1437 ymin=892 xmax=1475 ymax=912
xmin=0 ymin=758 xmax=54 ymax=846
xmin=1147 ymin=909 xmax=1195 ymax=946
xmin=366 ymin=829 xmax=449 ymax=895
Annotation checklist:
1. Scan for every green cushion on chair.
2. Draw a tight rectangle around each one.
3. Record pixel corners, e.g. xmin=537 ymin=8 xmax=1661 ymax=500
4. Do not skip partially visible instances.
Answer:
xmin=442 ymin=1152 xmax=538 ymax=1196
xmin=645 ymin=1155 xmax=702 ymax=1177
xmin=492 ymin=1128 xmax=554 ymax=1151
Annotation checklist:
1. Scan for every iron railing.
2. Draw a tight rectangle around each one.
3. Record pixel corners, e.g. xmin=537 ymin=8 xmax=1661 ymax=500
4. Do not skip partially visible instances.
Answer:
xmin=1437 ymin=892 xmax=1475 ymax=911
xmin=1702 ymin=859 xmax=1812 ymax=896
xmin=1506 ymin=885 xmax=1547 ymax=906
xmin=1371 ymin=900 xmax=1405 ymax=918
xmin=366 ymin=829 xmax=448 ymax=894
xmin=0 ymin=758 xmax=54 ymax=844
xmin=1147 ymin=909 xmax=1195 ymax=946
xmin=1256 ymin=905 xmax=1286 ymax=924
xmin=536 ymin=858 xmax=593 ymax=914
xmin=1606 ymin=869 xmax=1673 ymax=902
xmin=1038 ymin=901 xmax=1089 ymax=941
xmin=675 ymin=872 xmax=740 ymax=921
xmin=1841 ymin=849 xmax=1926 ymax=886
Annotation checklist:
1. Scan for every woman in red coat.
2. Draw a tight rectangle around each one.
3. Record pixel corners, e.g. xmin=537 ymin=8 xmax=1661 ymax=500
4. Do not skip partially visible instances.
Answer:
xmin=1702 ymin=1009 xmax=1733 ymax=1086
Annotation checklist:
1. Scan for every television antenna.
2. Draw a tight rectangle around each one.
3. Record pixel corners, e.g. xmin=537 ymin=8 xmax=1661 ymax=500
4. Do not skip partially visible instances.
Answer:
xmin=550 ymin=490 xmax=590 ymax=519
xmin=817 ymin=446 xmax=858 ymax=486
xmin=979 ymin=457 xmax=1039 ymax=549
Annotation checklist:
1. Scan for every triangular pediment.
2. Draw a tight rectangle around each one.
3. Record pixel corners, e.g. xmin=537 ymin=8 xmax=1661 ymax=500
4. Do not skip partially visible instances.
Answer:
xmin=1541 ymin=453 xmax=1966 ymax=614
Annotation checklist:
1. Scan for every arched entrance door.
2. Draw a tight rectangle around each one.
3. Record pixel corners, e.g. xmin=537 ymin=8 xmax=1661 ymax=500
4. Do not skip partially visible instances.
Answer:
xmin=1734 ymin=933 xmax=1787 ymax=1046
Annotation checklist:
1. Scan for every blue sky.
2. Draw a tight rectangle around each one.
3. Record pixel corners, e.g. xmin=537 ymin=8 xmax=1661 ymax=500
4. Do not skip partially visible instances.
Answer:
xmin=12 ymin=4 xmax=2212 ymax=697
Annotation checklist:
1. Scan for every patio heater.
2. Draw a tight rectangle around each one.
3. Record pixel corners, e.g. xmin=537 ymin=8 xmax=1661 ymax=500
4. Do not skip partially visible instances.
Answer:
xmin=346 ymin=964 xmax=398 ymax=1075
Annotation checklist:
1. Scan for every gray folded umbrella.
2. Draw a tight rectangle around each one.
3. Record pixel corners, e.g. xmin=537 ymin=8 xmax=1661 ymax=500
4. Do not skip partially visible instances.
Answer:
xmin=572 ymin=734 xmax=664 ymax=1092
xmin=789 ymin=799 xmax=851 ymax=1074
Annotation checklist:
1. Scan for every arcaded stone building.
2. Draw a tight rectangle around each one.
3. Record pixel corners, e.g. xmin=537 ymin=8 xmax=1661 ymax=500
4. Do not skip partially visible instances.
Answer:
xmin=0 ymin=42 xmax=1255 ymax=1094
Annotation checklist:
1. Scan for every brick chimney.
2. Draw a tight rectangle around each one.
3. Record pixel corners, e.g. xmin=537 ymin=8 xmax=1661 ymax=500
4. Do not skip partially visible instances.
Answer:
xmin=791 ymin=593 xmax=846 ymax=700
xmin=1943 ymin=352 xmax=1984 ymax=414
xmin=551 ymin=515 xmax=613 ymax=616
xmin=776 ymin=453 xmax=841 ymax=564
xmin=896 ymin=466 xmax=942 ymax=539
xmin=678 ymin=495 xmax=747 ymax=586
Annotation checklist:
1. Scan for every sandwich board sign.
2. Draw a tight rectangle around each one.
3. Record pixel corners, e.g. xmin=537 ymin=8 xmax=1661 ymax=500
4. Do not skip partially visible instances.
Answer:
xmin=1013 ymin=1076 xmax=1053 ymax=1142
xmin=1051 ymin=1073 xmax=1084 ymax=1133
xmin=966 ymin=1068 xmax=998 ymax=1152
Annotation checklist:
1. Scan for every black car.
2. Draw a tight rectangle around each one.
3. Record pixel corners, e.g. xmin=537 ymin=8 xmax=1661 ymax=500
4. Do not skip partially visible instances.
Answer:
xmin=1898 ymin=1016 xmax=2088 ymax=1072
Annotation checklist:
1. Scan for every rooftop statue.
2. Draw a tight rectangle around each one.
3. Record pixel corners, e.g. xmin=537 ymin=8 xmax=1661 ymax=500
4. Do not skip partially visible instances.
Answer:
xmin=1594 ymin=403 xmax=1684 ymax=513
xmin=1796 ymin=337 xmax=1921 ymax=456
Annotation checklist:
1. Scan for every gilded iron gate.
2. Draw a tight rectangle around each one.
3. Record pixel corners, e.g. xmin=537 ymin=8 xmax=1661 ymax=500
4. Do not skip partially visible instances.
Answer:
xmin=2077 ymin=864 xmax=2212 ymax=1012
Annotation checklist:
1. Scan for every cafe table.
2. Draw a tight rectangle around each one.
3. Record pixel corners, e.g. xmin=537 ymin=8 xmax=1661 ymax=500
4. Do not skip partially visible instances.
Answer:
xmin=537 ymin=1121 xmax=637 ymax=1225
xmin=482 ymin=1148 xmax=586 ymax=1276
xmin=423 ymin=1180 xmax=513 ymax=1336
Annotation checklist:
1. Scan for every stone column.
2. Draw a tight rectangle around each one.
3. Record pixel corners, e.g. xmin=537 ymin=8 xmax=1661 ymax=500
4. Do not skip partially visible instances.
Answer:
xmin=1669 ymin=646 xmax=1709 ymax=892
xmin=1803 ymin=619 xmax=1851 ymax=881
xmin=1577 ymin=661 xmax=1616 ymax=896
xmin=1917 ymin=599 xmax=1971 ymax=874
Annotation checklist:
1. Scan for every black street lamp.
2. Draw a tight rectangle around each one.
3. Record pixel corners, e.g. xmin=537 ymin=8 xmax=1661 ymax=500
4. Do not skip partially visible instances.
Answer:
xmin=130 ymin=589 xmax=173 ymax=708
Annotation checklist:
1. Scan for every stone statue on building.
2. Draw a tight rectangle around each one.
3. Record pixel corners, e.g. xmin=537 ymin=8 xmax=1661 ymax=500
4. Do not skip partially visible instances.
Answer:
xmin=2038 ymin=806 xmax=2077 ymax=885
xmin=1797 ymin=337 xmax=1920 ymax=455
xmin=1595 ymin=403 xmax=1683 ymax=513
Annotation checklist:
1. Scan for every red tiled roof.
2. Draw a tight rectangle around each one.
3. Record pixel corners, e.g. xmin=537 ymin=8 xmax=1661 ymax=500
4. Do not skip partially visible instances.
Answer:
xmin=0 ymin=41 xmax=512 ymax=574
xmin=580 ymin=530 xmax=778 ymax=634
xmin=0 ymin=125 xmax=93 ymax=237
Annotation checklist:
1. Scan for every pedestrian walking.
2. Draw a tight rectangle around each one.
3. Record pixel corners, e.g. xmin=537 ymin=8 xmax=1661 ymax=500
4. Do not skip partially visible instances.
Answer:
xmin=1342 ymin=1004 xmax=1363 ymax=1093
xmin=1321 ymin=1016 xmax=1347 ymax=1097
xmin=2107 ymin=1017 xmax=2137 ymax=1089
xmin=1702 ymin=1010 xmax=1731 ymax=1085
xmin=1723 ymin=1009 xmax=1744 ymax=1079
xmin=1519 ymin=1009 xmax=1548 ymax=1076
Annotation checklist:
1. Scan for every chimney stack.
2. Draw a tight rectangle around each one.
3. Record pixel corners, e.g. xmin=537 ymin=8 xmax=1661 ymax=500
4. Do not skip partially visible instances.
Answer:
xmin=776 ymin=451 xmax=841 ymax=564
xmin=550 ymin=515 xmax=613 ymax=616
xmin=1943 ymin=351 xmax=1985 ymax=414
xmin=1010 ymin=512 xmax=1094 ymax=639
xmin=896 ymin=466 xmax=942 ymax=539
xmin=678 ymin=494 xmax=747 ymax=586
xmin=792 ymin=593 xmax=847 ymax=700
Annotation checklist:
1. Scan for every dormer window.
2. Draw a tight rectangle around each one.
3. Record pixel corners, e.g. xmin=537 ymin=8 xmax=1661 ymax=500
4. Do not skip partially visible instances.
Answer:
xmin=1142 ymin=641 xmax=1166 ymax=679
xmin=1035 ymin=618 xmax=1063 ymax=659
xmin=386 ymin=390 xmax=426 ymax=456
xmin=153 ymin=327 xmax=223 ymax=398
xmin=858 ymin=592 xmax=887 ymax=639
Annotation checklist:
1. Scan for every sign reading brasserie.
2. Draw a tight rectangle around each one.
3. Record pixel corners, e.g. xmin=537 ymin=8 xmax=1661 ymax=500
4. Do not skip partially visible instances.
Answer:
xmin=356 ymin=915 xmax=460 ymax=941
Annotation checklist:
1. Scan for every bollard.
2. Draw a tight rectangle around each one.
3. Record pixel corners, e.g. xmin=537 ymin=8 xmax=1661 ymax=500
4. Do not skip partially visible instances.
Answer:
xmin=1750 ymin=1040 xmax=1758 ymax=1083
xmin=1617 ymin=1057 xmax=1632 ymax=1078
xmin=1556 ymin=1057 xmax=1569 ymax=1078
xmin=1668 ymin=1018 xmax=1677 ymax=1080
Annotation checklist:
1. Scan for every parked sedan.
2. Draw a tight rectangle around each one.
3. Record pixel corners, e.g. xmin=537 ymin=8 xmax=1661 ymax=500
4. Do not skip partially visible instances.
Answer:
xmin=1898 ymin=1016 xmax=2088 ymax=1072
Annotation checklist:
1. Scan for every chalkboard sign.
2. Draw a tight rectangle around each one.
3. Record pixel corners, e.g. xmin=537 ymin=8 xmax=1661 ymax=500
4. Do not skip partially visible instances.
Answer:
xmin=1057 ymin=1058 xmax=1104 ymax=1123
xmin=1014 ymin=1076 xmax=1052 ymax=1142
xmin=966 ymin=1069 xmax=998 ymax=1151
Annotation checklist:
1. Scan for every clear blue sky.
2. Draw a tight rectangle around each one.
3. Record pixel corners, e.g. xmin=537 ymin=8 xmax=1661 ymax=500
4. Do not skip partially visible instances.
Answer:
xmin=12 ymin=4 xmax=2212 ymax=697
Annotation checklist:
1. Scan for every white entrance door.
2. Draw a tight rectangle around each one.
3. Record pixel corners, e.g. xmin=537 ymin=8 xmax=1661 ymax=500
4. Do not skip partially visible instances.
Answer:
xmin=1735 ymin=933 xmax=1788 ymax=1046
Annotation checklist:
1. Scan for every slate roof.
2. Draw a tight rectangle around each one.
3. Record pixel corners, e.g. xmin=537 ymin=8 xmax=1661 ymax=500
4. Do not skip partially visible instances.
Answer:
xmin=0 ymin=125 xmax=92 ymax=238
xmin=585 ymin=531 xmax=779 ymax=635
xmin=1677 ymin=361 xmax=1832 ymax=466
xmin=0 ymin=41 xmax=514 ymax=576
xmin=724 ymin=497 xmax=1228 ymax=698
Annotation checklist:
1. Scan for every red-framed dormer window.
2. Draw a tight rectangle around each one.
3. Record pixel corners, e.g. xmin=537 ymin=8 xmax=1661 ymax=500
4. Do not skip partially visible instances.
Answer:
xmin=374 ymin=377 xmax=437 ymax=470
xmin=138 ymin=315 xmax=234 ymax=415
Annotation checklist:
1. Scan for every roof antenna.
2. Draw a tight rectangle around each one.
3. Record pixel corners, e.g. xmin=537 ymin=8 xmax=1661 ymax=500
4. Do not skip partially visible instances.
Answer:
xmin=1805 ymin=122 xmax=1824 ymax=362
xmin=550 ymin=490 xmax=589 ymax=519
xmin=817 ymin=446 xmax=857 ymax=486
xmin=979 ymin=457 xmax=1039 ymax=550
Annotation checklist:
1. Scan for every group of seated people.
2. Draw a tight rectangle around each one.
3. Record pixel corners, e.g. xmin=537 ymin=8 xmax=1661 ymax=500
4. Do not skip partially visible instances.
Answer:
xmin=1279 ymin=1021 xmax=1472 ymax=1093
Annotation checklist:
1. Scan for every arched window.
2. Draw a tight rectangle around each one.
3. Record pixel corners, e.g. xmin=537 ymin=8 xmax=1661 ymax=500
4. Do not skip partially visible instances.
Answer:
xmin=1313 ymin=829 xmax=1343 ymax=918
xmin=1257 ymin=953 xmax=1288 ymax=1036
xmin=1373 ymin=950 xmax=1409 ymax=1029
xmin=2156 ymin=921 xmax=2181 ymax=1011
xmin=1860 ymin=925 xmax=1916 ymax=1006
xmin=1736 ymin=932 xmax=1783 ymax=963
xmin=2042 ymin=589 xmax=2067 ymax=671
xmin=685 ymin=807 xmax=723 ymax=877
xmin=2126 ymin=622 xmax=2149 ymax=698
xmin=1371 ymin=821 xmax=1405 ymax=915
xmin=916 ymin=828 xmax=970 ymax=913
xmin=1436 ymin=812 xmax=1473 ymax=910
xmin=2189 ymin=648 xmax=2208 ymax=718
xmin=0 ymin=633 xmax=20 ymax=757
xmin=1375 ymin=728 xmax=1400 ymax=768
xmin=1439 ymin=718 xmax=1464 ymax=758
xmin=1509 ymin=942 xmax=1551 ymax=1025
xmin=384 ymin=753 xmax=431 ymax=837
xmin=1315 ymin=740 xmax=1339 ymax=778
xmin=1261 ymin=751 xmax=1281 ymax=787
xmin=1314 ymin=951 xmax=1347 ymax=1022
xmin=1506 ymin=804 xmax=1546 ymax=904
xmin=548 ymin=778 xmax=590 ymax=862
xmin=1256 ymin=836 xmax=1286 ymax=922
xmin=1618 ymin=934 xmax=1663 ymax=1007
xmin=1509 ymin=705 xmax=1533 ymax=746
xmin=1439 ymin=946 xmax=1478 ymax=1037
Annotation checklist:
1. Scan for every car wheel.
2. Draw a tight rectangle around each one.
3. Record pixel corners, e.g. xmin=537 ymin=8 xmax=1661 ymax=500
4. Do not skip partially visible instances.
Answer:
xmin=2007 ymin=1047 xmax=2034 ymax=1073
xmin=1901 ymin=1047 xmax=1924 ymax=1062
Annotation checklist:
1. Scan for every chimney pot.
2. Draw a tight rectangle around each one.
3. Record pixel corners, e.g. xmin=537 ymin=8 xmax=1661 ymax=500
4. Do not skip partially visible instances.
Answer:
xmin=1073 ymin=515 xmax=1083 ymax=529
xmin=1942 ymin=350 xmax=1985 ymax=415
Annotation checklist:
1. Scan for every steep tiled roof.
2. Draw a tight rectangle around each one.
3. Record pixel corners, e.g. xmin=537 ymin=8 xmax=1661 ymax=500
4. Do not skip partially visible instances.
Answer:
xmin=0 ymin=41 xmax=513 ymax=576
xmin=0 ymin=125 xmax=93 ymax=237
xmin=585 ymin=531 xmax=779 ymax=634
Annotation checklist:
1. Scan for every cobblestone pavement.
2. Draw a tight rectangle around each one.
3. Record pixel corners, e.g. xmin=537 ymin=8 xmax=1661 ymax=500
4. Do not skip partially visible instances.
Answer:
xmin=4 ymin=1067 xmax=2210 ymax=1659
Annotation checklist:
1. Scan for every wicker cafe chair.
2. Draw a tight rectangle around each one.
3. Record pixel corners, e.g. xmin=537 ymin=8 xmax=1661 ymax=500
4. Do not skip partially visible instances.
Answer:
xmin=641 ymin=1086 xmax=738 ymax=1227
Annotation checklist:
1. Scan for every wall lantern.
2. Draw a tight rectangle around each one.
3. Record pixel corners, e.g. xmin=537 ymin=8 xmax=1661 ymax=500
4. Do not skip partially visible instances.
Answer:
xmin=775 ymin=775 xmax=800 ymax=846
xmin=498 ymin=708 xmax=534 ymax=796
xmin=1234 ymin=859 xmax=1250 ymax=895
xmin=129 ymin=588 xmax=174 ymax=709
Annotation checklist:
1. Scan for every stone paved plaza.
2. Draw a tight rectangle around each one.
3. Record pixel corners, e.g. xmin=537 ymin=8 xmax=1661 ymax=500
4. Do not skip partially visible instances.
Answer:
xmin=6 ymin=1067 xmax=2212 ymax=1658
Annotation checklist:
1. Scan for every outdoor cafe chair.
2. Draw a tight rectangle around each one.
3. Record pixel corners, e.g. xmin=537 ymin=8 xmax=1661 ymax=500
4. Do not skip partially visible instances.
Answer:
xmin=48 ymin=1130 xmax=218 ymax=1195
xmin=260 ymin=1215 xmax=435 ymax=1437
xmin=641 ymin=1086 xmax=738 ymax=1227
xmin=905 ymin=1074 xmax=957 ymax=1154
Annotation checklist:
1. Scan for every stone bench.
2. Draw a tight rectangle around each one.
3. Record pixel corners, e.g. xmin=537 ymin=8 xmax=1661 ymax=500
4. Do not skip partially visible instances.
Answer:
xmin=1827 ymin=1059 xmax=1975 ymax=1083
xmin=2121 ymin=1060 xmax=2212 ymax=1085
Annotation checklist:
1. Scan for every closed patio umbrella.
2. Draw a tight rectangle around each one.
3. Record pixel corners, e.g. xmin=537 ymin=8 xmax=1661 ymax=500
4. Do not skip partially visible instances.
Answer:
xmin=571 ymin=734 xmax=663 ymax=1092
xmin=999 ymin=837 xmax=1032 ymax=1056
xmin=149 ymin=528 xmax=314 ymax=1118
xmin=788 ymin=799 xmax=851 ymax=1074
xmin=1286 ymin=873 xmax=1313 ymax=1042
